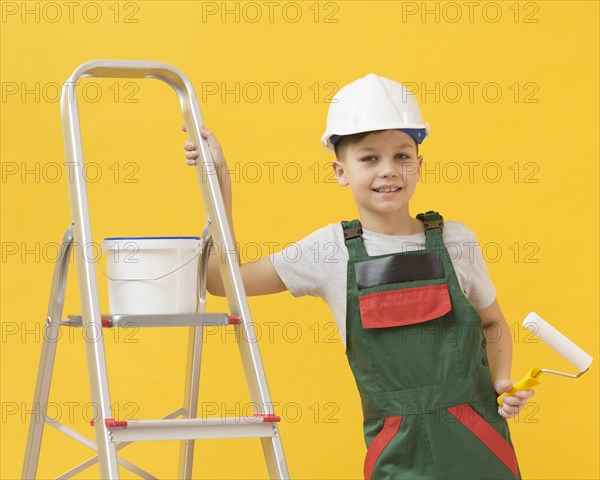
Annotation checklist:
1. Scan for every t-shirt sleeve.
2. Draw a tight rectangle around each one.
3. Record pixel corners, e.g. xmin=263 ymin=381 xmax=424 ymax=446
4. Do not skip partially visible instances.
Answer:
xmin=269 ymin=225 xmax=342 ymax=298
xmin=448 ymin=223 xmax=497 ymax=310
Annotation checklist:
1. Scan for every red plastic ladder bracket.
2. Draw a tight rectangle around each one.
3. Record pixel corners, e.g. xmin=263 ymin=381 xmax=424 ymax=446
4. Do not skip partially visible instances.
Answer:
xmin=90 ymin=418 xmax=128 ymax=428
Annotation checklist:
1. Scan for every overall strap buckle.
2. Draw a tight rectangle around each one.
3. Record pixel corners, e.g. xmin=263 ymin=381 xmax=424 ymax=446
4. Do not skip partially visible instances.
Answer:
xmin=343 ymin=225 xmax=363 ymax=240
xmin=341 ymin=220 xmax=368 ymax=260
xmin=417 ymin=211 xmax=444 ymax=231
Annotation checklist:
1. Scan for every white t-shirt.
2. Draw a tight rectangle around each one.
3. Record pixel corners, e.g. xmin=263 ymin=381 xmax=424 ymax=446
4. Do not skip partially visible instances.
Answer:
xmin=269 ymin=221 xmax=496 ymax=347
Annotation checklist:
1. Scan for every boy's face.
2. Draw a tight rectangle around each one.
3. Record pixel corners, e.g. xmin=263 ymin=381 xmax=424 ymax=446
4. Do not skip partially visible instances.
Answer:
xmin=332 ymin=130 xmax=423 ymax=223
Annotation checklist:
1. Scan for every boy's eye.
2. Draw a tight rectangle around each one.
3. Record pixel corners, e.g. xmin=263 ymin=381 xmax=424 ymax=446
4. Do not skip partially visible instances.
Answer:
xmin=359 ymin=153 xmax=412 ymax=162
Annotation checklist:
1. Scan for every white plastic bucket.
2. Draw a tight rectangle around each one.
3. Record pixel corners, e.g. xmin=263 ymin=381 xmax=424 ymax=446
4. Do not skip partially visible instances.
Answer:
xmin=101 ymin=236 xmax=203 ymax=315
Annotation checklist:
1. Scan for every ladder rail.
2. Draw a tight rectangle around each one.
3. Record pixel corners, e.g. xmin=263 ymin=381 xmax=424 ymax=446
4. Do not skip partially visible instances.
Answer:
xmin=62 ymin=63 xmax=122 ymax=479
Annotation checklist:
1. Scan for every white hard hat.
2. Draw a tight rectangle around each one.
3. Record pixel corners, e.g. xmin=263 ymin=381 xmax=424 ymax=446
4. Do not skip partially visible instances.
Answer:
xmin=321 ymin=73 xmax=430 ymax=153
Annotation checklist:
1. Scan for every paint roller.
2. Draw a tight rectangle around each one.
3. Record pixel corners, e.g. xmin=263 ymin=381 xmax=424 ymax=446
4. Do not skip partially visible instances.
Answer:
xmin=497 ymin=312 xmax=593 ymax=406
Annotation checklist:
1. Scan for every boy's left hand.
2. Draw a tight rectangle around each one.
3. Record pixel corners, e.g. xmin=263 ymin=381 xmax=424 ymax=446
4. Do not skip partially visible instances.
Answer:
xmin=494 ymin=379 xmax=536 ymax=419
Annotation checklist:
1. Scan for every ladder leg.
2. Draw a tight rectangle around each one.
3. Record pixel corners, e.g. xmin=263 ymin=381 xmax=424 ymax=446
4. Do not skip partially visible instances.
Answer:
xmin=261 ymin=436 xmax=289 ymax=480
xmin=179 ymin=231 xmax=210 ymax=479
xmin=178 ymin=326 xmax=204 ymax=479
xmin=236 ymin=330 xmax=290 ymax=479
xmin=84 ymin=342 xmax=120 ymax=478
xmin=79 ymin=286 xmax=120 ymax=479
xmin=22 ymin=227 xmax=74 ymax=479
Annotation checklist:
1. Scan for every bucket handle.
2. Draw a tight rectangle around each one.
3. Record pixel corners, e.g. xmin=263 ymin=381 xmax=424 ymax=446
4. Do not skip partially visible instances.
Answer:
xmin=99 ymin=246 xmax=203 ymax=281
xmin=195 ymin=227 xmax=213 ymax=312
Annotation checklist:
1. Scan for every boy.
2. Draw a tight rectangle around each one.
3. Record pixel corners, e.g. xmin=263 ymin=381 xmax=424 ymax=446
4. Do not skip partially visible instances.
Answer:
xmin=184 ymin=74 xmax=534 ymax=479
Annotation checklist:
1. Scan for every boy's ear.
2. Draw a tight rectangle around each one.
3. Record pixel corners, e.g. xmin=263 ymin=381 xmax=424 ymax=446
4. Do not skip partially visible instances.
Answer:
xmin=331 ymin=160 xmax=349 ymax=186
xmin=417 ymin=155 xmax=424 ymax=175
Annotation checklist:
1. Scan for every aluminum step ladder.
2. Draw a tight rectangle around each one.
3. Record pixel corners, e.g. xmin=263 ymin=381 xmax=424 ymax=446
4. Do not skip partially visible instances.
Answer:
xmin=22 ymin=60 xmax=290 ymax=480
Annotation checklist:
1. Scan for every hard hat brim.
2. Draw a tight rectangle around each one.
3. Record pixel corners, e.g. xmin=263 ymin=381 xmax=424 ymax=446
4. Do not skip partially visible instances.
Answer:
xmin=322 ymin=124 xmax=430 ymax=153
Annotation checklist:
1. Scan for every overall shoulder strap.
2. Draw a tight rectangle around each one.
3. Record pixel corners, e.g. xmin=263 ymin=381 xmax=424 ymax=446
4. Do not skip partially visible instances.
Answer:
xmin=416 ymin=211 xmax=445 ymax=250
xmin=341 ymin=220 xmax=368 ymax=260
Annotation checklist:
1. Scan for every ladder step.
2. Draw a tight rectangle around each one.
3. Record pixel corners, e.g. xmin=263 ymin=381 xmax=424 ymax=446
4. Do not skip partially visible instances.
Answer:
xmin=62 ymin=313 xmax=239 ymax=328
xmin=96 ymin=415 xmax=281 ymax=442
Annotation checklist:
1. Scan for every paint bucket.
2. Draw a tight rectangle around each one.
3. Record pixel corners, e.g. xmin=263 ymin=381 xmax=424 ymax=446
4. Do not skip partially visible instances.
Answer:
xmin=101 ymin=236 xmax=202 ymax=314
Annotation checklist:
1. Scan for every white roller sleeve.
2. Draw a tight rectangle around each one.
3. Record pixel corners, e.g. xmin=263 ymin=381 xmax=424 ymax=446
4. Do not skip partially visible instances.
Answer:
xmin=523 ymin=312 xmax=593 ymax=372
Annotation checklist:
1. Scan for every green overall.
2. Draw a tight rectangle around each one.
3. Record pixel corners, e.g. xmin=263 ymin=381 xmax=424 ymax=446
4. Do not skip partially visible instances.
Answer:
xmin=342 ymin=212 xmax=521 ymax=480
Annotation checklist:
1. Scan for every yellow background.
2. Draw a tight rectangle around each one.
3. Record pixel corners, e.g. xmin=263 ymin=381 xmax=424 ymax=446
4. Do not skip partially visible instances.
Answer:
xmin=1 ymin=1 xmax=598 ymax=479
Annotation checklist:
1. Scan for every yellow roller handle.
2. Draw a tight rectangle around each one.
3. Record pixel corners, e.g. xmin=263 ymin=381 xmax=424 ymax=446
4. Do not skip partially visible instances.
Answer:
xmin=497 ymin=367 xmax=543 ymax=406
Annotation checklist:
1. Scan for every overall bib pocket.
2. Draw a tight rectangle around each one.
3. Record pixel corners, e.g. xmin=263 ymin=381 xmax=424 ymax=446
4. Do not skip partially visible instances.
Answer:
xmin=354 ymin=251 xmax=451 ymax=329
xmin=358 ymin=283 xmax=451 ymax=329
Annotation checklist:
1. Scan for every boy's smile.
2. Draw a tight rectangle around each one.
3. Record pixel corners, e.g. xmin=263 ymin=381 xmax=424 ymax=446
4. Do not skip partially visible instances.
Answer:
xmin=332 ymin=129 xmax=423 ymax=234
xmin=373 ymin=185 xmax=402 ymax=193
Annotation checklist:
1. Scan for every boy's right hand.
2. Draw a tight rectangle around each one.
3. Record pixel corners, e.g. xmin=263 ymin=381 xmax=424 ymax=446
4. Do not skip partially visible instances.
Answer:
xmin=180 ymin=124 xmax=287 ymax=297
xmin=182 ymin=124 xmax=226 ymax=169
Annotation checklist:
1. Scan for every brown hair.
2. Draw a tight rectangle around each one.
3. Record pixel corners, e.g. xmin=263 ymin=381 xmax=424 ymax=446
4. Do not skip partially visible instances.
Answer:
xmin=333 ymin=130 xmax=419 ymax=161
